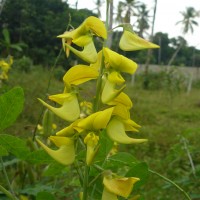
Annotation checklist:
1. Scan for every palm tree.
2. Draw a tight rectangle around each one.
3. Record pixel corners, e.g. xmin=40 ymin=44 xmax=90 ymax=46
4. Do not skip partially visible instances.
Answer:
xmin=116 ymin=0 xmax=140 ymax=24
xmin=135 ymin=3 xmax=150 ymax=37
xmin=168 ymin=7 xmax=199 ymax=66
xmin=176 ymin=7 xmax=199 ymax=34
xmin=94 ymin=0 xmax=103 ymax=18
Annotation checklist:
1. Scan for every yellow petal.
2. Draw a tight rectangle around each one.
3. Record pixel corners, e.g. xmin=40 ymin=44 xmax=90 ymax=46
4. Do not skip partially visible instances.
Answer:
xmin=38 ymin=94 xmax=80 ymax=122
xmin=56 ymin=119 xmax=83 ymax=136
xmin=102 ymin=187 xmax=118 ymax=200
xmin=107 ymin=92 xmax=133 ymax=109
xmin=119 ymin=27 xmax=159 ymax=51
xmin=48 ymin=93 xmax=73 ymax=105
xmin=103 ymin=48 xmax=138 ymax=74
xmin=36 ymin=137 xmax=75 ymax=165
xmin=112 ymin=104 xmax=130 ymax=120
xmin=66 ymin=41 xmax=97 ymax=63
xmin=103 ymin=175 xmax=140 ymax=198
xmin=63 ymin=65 xmax=98 ymax=86
xmin=77 ymin=107 xmax=114 ymax=131
xmin=84 ymin=16 xmax=107 ymax=39
xmin=101 ymin=77 xmax=125 ymax=104
xmin=90 ymin=50 xmax=103 ymax=71
xmin=106 ymin=117 xmax=147 ymax=144
xmin=72 ymin=34 xmax=93 ymax=46
xmin=108 ymin=71 xmax=125 ymax=84
xmin=84 ymin=132 xmax=99 ymax=165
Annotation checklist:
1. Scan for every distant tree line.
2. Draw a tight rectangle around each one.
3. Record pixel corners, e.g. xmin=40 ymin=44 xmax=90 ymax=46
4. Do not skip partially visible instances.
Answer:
xmin=0 ymin=0 xmax=200 ymax=67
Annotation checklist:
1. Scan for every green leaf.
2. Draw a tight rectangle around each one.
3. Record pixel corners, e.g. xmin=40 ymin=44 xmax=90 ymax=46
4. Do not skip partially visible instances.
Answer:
xmin=126 ymin=162 xmax=149 ymax=189
xmin=94 ymin=129 xmax=113 ymax=163
xmin=2 ymin=28 xmax=10 ymax=44
xmin=36 ymin=191 xmax=55 ymax=200
xmin=105 ymin=152 xmax=137 ymax=168
xmin=26 ymin=149 xmax=54 ymax=164
xmin=0 ymin=87 xmax=24 ymax=132
xmin=43 ymin=162 xmax=67 ymax=176
xmin=0 ymin=134 xmax=30 ymax=160
xmin=0 ymin=145 xmax=8 ymax=156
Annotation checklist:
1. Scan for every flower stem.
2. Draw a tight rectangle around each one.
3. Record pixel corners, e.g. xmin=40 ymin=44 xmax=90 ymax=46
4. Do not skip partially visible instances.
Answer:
xmin=149 ymin=169 xmax=191 ymax=200
xmin=82 ymin=165 xmax=90 ymax=200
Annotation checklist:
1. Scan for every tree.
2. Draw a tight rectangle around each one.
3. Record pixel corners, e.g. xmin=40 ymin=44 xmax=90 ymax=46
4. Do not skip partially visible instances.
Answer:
xmin=168 ymin=7 xmax=199 ymax=66
xmin=176 ymin=7 xmax=199 ymax=34
xmin=135 ymin=3 xmax=150 ymax=37
xmin=116 ymin=0 xmax=140 ymax=24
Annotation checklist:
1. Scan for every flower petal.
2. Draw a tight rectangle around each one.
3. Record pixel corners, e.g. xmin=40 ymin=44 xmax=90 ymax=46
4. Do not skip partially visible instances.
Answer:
xmin=84 ymin=132 xmax=99 ymax=165
xmin=103 ymin=174 xmax=140 ymax=198
xmin=107 ymin=92 xmax=133 ymax=109
xmin=103 ymin=48 xmax=138 ymax=74
xmin=77 ymin=107 xmax=114 ymax=131
xmin=101 ymin=77 xmax=125 ymax=104
xmin=38 ymin=94 xmax=80 ymax=122
xmin=102 ymin=187 xmax=118 ymax=200
xmin=84 ymin=16 xmax=107 ymax=39
xmin=119 ymin=25 xmax=159 ymax=51
xmin=63 ymin=65 xmax=98 ymax=86
xmin=106 ymin=117 xmax=147 ymax=144
xmin=66 ymin=41 xmax=97 ymax=63
xmin=36 ymin=137 xmax=75 ymax=165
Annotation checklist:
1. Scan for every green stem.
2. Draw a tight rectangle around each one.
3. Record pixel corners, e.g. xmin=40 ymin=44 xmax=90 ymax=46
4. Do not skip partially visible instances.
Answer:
xmin=0 ymin=185 xmax=18 ymax=200
xmin=0 ymin=157 xmax=18 ymax=200
xmin=82 ymin=165 xmax=90 ymax=200
xmin=149 ymin=169 xmax=191 ymax=200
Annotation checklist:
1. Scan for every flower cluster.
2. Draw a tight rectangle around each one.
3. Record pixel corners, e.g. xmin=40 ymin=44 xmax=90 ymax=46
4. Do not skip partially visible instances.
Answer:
xmin=36 ymin=16 xmax=159 ymax=199
xmin=0 ymin=56 xmax=13 ymax=81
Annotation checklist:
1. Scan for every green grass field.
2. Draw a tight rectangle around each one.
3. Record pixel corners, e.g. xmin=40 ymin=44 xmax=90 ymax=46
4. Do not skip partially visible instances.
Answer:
xmin=1 ymin=66 xmax=200 ymax=199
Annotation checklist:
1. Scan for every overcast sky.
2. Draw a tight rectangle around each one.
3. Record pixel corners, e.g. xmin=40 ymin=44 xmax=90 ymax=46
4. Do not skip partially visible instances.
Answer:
xmin=67 ymin=0 xmax=200 ymax=49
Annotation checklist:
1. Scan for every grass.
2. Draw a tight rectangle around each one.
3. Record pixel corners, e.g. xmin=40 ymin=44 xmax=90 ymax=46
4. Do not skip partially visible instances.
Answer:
xmin=1 ymin=67 xmax=200 ymax=199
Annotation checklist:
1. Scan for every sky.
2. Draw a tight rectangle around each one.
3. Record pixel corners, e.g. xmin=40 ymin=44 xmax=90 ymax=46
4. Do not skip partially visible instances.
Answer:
xmin=67 ymin=0 xmax=200 ymax=49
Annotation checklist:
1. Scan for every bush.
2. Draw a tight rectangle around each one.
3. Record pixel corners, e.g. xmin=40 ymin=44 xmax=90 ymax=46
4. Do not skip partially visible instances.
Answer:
xmin=13 ymin=56 xmax=33 ymax=73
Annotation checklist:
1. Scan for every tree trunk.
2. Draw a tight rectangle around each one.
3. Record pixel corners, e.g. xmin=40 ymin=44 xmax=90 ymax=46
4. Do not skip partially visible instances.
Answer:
xmin=107 ymin=0 xmax=113 ymax=48
xmin=143 ymin=0 xmax=157 ymax=88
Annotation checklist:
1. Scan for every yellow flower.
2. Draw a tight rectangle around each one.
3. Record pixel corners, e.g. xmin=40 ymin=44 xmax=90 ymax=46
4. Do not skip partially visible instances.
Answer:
xmin=63 ymin=64 xmax=98 ymax=86
xmin=36 ymin=136 xmax=75 ymax=165
xmin=58 ymin=16 xmax=107 ymax=62
xmin=77 ymin=107 xmax=114 ymax=131
xmin=101 ymin=74 xmax=126 ymax=104
xmin=0 ymin=56 xmax=13 ymax=80
xmin=38 ymin=93 xmax=80 ymax=122
xmin=119 ymin=24 xmax=159 ymax=51
xmin=106 ymin=117 xmax=147 ymax=144
xmin=84 ymin=132 xmax=99 ymax=165
xmin=102 ymin=171 xmax=140 ymax=199
xmin=103 ymin=47 xmax=138 ymax=74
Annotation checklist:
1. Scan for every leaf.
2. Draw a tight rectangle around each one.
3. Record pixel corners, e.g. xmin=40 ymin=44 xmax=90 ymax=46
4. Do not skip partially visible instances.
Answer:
xmin=36 ymin=191 xmax=55 ymax=200
xmin=0 ymin=134 xmax=30 ymax=160
xmin=26 ymin=149 xmax=54 ymax=164
xmin=0 ymin=145 xmax=8 ymax=156
xmin=104 ymin=152 xmax=137 ymax=169
xmin=2 ymin=28 xmax=10 ymax=44
xmin=94 ymin=129 xmax=113 ymax=163
xmin=43 ymin=162 xmax=67 ymax=176
xmin=0 ymin=87 xmax=24 ymax=132
xmin=126 ymin=162 xmax=149 ymax=189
